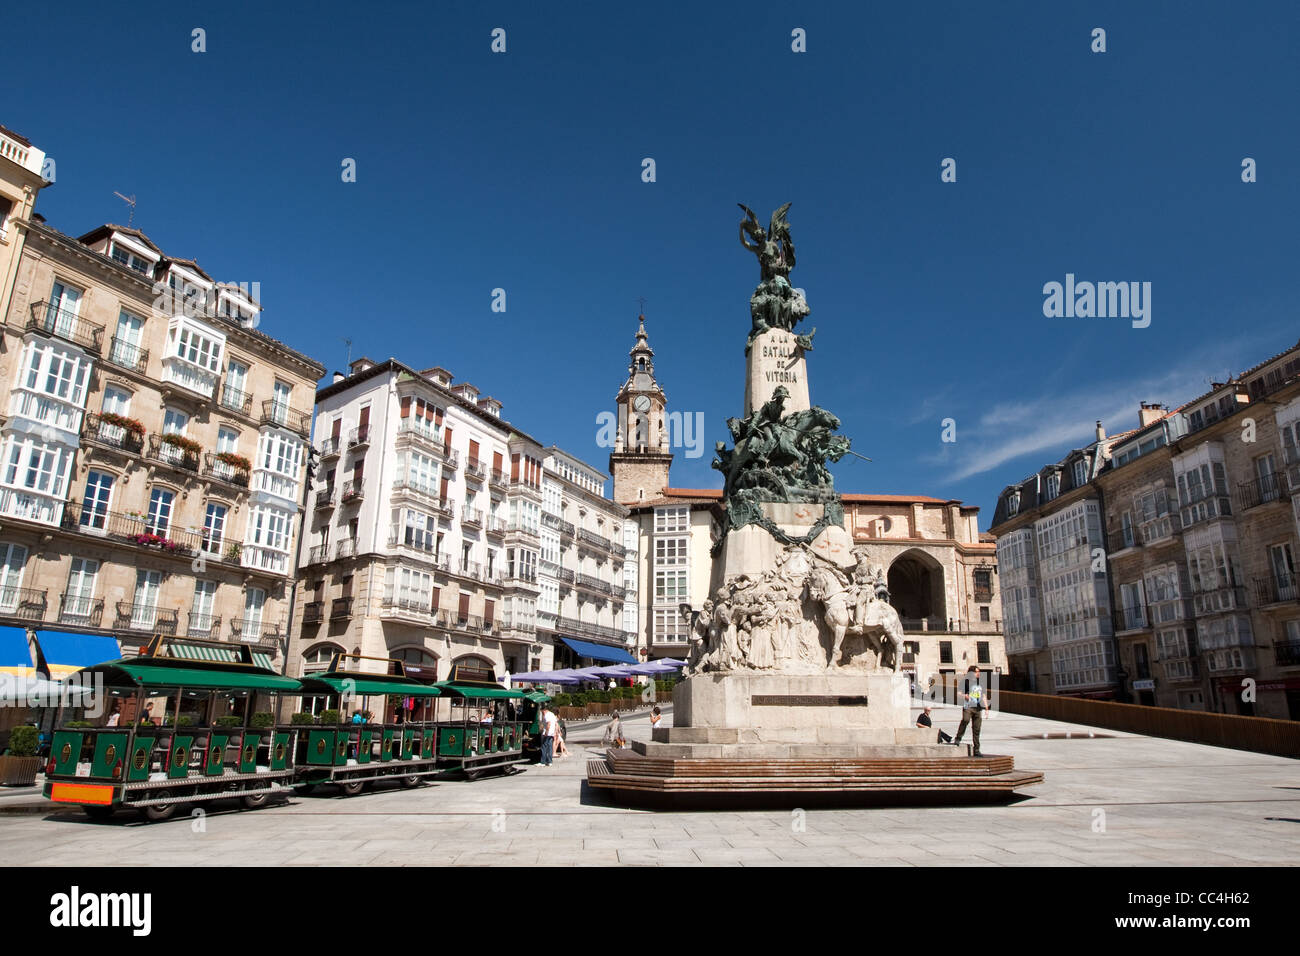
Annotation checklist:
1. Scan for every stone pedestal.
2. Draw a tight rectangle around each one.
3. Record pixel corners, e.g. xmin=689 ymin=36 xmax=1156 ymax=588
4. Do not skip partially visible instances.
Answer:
xmin=745 ymin=328 xmax=809 ymax=417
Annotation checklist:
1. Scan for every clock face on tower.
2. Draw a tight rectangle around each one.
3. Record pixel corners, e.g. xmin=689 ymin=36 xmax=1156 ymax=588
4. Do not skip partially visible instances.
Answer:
xmin=633 ymin=395 xmax=651 ymax=413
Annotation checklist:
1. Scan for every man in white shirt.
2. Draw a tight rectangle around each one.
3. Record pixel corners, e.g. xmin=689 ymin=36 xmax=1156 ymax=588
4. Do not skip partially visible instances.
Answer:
xmin=539 ymin=706 xmax=557 ymax=766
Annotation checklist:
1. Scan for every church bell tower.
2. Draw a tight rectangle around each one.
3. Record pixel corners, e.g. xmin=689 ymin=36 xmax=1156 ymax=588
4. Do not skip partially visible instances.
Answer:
xmin=610 ymin=314 xmax=673 ymax=505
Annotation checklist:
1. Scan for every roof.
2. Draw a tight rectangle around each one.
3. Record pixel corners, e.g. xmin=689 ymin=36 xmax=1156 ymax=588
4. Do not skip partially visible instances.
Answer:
xmin=77 ymin=224 xmax=162 ymax=255
xmin=0 ymin=124 xmax=31 ymax=147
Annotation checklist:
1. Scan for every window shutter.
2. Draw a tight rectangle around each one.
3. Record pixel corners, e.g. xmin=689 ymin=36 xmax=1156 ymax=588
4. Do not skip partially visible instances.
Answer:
xmin=493 ymin=451 xmax=503 ymax=474
xmin=431 ymin=587 xmax=440 ymax=611
xmin=469 ymin=440 xmax=479 ymax=463
xmin=439 ymin=475 xmax=449 ymax=502
xmin=434 ymin=406 xmax=443 ymax=427
xmin=443 ymin=427 xmax=453 ymax=449
xmin=401 ymin=397 xmax=411 ymax=418
xmin=331 ymin=418 xmax=342 ymax=439
xmin=458 ymin=592 xmax=470 ymax=620
xmin=359 ymin=405 xmax=370 ymax=428
xmin=484 ymin=599 xmax=495 ymax=625
xmin=511 ymin=454 xmax=520 ymax=481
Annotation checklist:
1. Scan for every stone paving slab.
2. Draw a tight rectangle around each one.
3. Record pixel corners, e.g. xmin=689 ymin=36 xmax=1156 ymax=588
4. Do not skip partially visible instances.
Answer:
xmin=2 ymin=704 xmax=1297 ymax=866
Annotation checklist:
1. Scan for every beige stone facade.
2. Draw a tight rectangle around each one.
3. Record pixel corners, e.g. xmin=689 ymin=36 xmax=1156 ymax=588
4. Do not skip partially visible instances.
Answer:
xmin=0 ymin=209 xmax=323 ymax=665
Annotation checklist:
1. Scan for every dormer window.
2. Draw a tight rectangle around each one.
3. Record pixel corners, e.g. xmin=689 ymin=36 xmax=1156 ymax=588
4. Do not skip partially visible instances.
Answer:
xmin=1044 ymin=471 xmax=1060 ymax=500
xmin=1007 ymin=491 xmax=1021 ymax=517
xmin=1073 ymin=459 xmax=1088 ymax=488
xmin=110 ymin=243 xmax=153 ymax=275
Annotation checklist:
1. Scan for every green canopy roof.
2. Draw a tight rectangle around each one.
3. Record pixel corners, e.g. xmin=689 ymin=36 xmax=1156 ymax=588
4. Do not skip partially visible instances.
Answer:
xmin=90 ymin=660 xmax=302 ymax=692
xmin=433 ymin=681 xmax=528 ymax=700
xmin=522 ymin=690 xmax=551 ymax=703
xmin=302 ymin=673 xmax=441 ymax=698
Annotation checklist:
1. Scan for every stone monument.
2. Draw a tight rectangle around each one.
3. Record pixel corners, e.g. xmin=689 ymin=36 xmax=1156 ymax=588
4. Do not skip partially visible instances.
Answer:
xmin=588 ymin=204 xmax=1042 ymax=804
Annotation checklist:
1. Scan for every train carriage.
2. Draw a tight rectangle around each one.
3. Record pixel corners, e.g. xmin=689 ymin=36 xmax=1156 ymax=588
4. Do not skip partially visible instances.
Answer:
xmin=430 ymin=663 xmax=543 ymax=779
xmin=43 ymin=638 xmax=303 ymax=821
xmin=294 ymin=654 xmax=442 ymax=796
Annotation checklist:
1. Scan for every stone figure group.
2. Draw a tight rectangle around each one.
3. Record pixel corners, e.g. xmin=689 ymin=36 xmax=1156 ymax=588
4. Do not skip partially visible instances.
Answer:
xmin=685 ymin=545 xmax=904 ymax=675
xmin=739 ymin=203 xmax=813 ymax=345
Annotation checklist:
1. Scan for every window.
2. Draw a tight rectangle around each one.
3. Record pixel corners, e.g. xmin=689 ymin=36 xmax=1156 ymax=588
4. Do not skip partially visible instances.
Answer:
xmin=80 ymin=471 xmax=115 ymax=529
xmin=654 ymin=506 xmax=689 ymax=533
xmin=1073 ymin=459 xmax=1087 ymax=488
xmin=653 ymin=606 xmax=688 ymax=644
xmin=64 ymin=558 xmax=99 ymax=621
xmin=654 ymin=568 xmax=688 ymax=602
xmin=973 ymin=568 xmax=992 ymax=602
xmin=131 ymin=570 xmax=162 ymax=628
xmin=247 ymin=505 xmax=292 ymax=553
xmin=3 ymin=439 xmax=71 ymax=497
xmin=111 ymin=311 xmax=145 ymax=367
xmin=172 ymin=321 xmax=223 ymax=372
xmin=102 ymin=386 xmax=131 ymax=416
xmin=216 ymin=427 xmax=239 ymax=456
xmin=242 ymin=588 xmax=266 ymax=640
xmin=977 ymin=641 xmax=991 ymax=664
xmin=1044 ymin=472 xmax=1060 ymax=500
xmin=192 ymin=580 xmax=217 ymax=631
xmin=403 ymin=510 xmax=438 ymax=552
xmin=146 ymin=487 xmax=174 ymax=536
xmin=203 ymin=502 xmax=227 ymax=554
xmin=939 ymin=641 xmax=953 ymax=664
xmin=979 ymin=606 xmax=990 ymax=622
xmin=109 ymin=242 xmax=152 ymax=274
xmin=163 ymin=408 xmax=188 ymax=436
xmin=0 ymin=543 xmax=28 ymax=611
xmin=655 ymin=537 xmax=688 ymax=566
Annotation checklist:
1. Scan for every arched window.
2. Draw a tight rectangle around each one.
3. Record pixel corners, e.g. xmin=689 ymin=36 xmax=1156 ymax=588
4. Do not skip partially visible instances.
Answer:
xmin=302 ymin=642 xmax=343 ymax=674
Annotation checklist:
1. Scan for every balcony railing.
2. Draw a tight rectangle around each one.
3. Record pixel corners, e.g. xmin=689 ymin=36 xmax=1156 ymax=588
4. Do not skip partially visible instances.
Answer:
xmin=314 ymin=485 xmax=335 ymax=510
xmin=341 ymin=479 xmax=364 ymax=504
xmin=302 ymin=601 xmax=324 ymax=625
xmin=485 ymin=517 xmax=505 ymax=535
xmin=464 ymin=458 xmax=486 ymax=480
xmin=307 ymin=543 xmax=331 ymax=565
xmin=0 ymin=586 xmax=48 ymax=622
xmin=82 ymin=413 xmax=145 ymax=455
xmin=900 ymin=616 xmax=948 ymax=633
xmin=335 ymin=538 xmax=357 ymax=560
xmin=1237 ymin=472 xmax=1286 ymax=511
xmin=556 ymin=567 xmax=575 ymax=584
xmin=230 ymin=618 xmax=281 ymax=644
xmin=147 ymin=434 xmax=201 ymax=473
xmin=28 ymin=302 xmax=105 ymax=354
xmin=554 ymin=616 xmax=630 ymax=645
xmin=489 ymin=468 xmax=507 ymax=488
xmin=1253 ymin=573 xmax=1299 ymax=606
xmin=459 ymin=560 xmax=482 ymax=580
xmin=1192 ymin=584 xmax=1248 ymax=616
xmin=380 ymin=595 xmax=440 ymax=619
xmin=575 ymin=573 xmax=614 ymax=595
xmin=330 ymin=597 xmax=354 ymax=620
xmin=204 ymin=453 xmax=251 ymax=488
xmin=219 ymin=383 xmax=253 ymax=416
xmin=973 ymin=587 xmax=993 ymax=604
xmin=115 ymin=602 xmax=178 ymax=634
xmin=394 ymin=423 xmax=457 ymax=464
xmin=58 ymin=593 xmax=103 ymax=627
xmin=260 ymin=400 xmax=311 ymax=437
xmin=1108 ymin=528 xmax=1140 ymax=554
xmin=1113 ymin=604 xmax=1148 ymax=632
xmin=105 ymin=336 xmax=149 ymax=374
xmin=62 ymin=503 xmax=203 ymax=556
xmin=461 ymin=507 xmax=482 ymax=527
xmin=185 ymin=612 xmax=222 ymax=640
xmin=1274 ymin=639 xmax=1300 ymax=667
xmin=318 ymin=436 xmax=341 ymax=459
xmin=348 ymin=425 xmax=370 ymax=449
xmin=577 ymin=529 xmax=613 ymax=551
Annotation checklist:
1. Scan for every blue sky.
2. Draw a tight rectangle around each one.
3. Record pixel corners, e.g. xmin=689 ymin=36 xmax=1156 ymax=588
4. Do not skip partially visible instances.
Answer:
xmin=9 ymin=1 xmax=1298 ymax=527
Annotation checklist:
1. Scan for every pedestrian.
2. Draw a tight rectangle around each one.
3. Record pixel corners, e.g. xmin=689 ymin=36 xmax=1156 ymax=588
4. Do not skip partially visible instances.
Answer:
xmin=951 ymin=666 xmax=989 ymax=756
xmin=554 ymin=720 xmax=570 ymax=759
xmin=603 ymin=712 xmax=626 ymax=749
xmin=915 ymin=704 xmax=951 ymax=743
xmin=105 ymin=704 xmax=121 ymax=727
xmin=539 ymin=704 xmax=557 ymax=766
xmin=649 ymin=705 xmax=662 ymax=733
xmin=352 ymin=710 xmax=364 ymax=725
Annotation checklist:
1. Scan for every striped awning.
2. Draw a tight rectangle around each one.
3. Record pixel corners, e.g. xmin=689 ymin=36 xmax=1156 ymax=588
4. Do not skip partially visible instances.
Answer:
xmin=166 ymin=642 xmax=274 ymax=671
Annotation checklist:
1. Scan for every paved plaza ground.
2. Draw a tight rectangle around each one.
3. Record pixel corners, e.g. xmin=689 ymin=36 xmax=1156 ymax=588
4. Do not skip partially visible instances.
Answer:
xmin=2 ymin=704 xmax=1297 ymax=866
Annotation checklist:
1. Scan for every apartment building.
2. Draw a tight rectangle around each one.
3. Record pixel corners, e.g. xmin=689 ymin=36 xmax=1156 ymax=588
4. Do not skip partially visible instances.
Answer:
xmin=538 ymin=448 xmax=635 ymax=667
xmin=989 ymin=430 xmax=1117 ymax=695
xmin=0 ymin=126 xmax=48 ymax=321
xmin=991 ymin=337 xmax=1300 ymax=718
xmin=288 ymin=359 xmax=630 ymax=682
xmin=0 ymin=194 xmax=323 ymax=667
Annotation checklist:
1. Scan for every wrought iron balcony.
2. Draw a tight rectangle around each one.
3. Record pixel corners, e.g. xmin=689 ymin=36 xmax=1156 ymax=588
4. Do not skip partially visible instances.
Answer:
xmin=105 ymin=336 xmax=149 ymax=374
xmin=82 ymin=413 xmax=145 ymax=455
xmin=58 ymin=593 xmax=103 ymax=627
xmin=204 ymin=453 xmax=251 ymax=488
xmin=1237 ymin=472 xmax=1286 ymax=511
xmin=0 ymin=586 xmax=47 ymax=622
xmin=489 ymin=468 xmax=507 ymax=488
xmin=556 ymin=567 xmax=575 ymax=584
xmin=115 ymin=602 xmax=178 ymax=633
xmin=1274 ymin=639 xmax=1300 ymax=667
xmin=28 ymin=301 xmax=104 ymax=354
xmin=185 ymin=612 xmax=222 ymax=640
xmin=230 ymin=618 xmax=281 ymax=644
xmin=62 ymin=503 xmax=202 ymax=555
xmin=318 ymin=436 xmax=341 ymax=459
xmin=900 ymin=616 xmax=949 ymax=633
xmin=314 ymin=485 xmax=335 ymax=510
xmin=464 ymin=458 xmax=486 ymax=480
xmin=219 ymin=383 xmax=253 ymax=416
xmin=380 ymin=595 xmax=439 ymax=619
xmin=577 ymin=528 xmax=613 ymax=551
xmin=485 ymin=517 xmax=506 ymax=535
xmin=348 ymin=425 xmax=370 ymax=449
xmin=335 ymin=538 xmax=357 ymax=560
xmin=575 ymin=572 xmax=614 ymax=595
xmin=459 ymin=560 xmax=482 ymax=580
xmin=260 ymin=400 xmax=311 ymax=437
xmin=307 ymin=543 xmax=331 ymax=565
xmin=1253 ymin=573 xmax=1299 ymax=606
xmin=461 ymin=507 xmax=482 ymax=527
xmin=341 ymin=479 xmax=364 ymax=504
xmin=302 ymin=601 xmax=324 ymax=625
xmin=147 ymin=433 xmax=201 ymax=473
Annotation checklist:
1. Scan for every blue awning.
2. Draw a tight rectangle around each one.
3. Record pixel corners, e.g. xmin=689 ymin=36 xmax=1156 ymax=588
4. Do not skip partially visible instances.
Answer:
xmin=33 ymin=630 xmax=122 ymax=676
xmin=558 ymin=636 xmax=637 ymax=665
xmin=0 ymin=626 xmax=33 ymax=673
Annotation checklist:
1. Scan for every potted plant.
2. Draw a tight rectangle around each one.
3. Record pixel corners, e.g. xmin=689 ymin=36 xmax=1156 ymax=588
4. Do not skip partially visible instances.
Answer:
xmin=1 ymin=726 xmax=41 ymax=787
xmin=289 ymin=712 xmax=315 ymax=726
xmin=100 ymin=412 xmax=145 ymax=435
xmin=250 ymin=712 xmax=275 ymax=729
xmin=214 ymin=451 xmax=251 ymax=472
xmin=318 ymin=709 xmax=341 ymax=725
xmin=226 ymin=542 xmax=243 ymax=562
xmin=214 ymin=715 xmax=243 ymax=728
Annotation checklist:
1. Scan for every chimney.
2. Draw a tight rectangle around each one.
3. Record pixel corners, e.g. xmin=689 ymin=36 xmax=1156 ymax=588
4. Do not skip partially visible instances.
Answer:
xmin=1138 ymin=402 xmax=1164 ymax=428
xmin=1095 ymin=420 xmax=1105 ymax=442
xmin=332 ymin=371 xmax=344 ymax=384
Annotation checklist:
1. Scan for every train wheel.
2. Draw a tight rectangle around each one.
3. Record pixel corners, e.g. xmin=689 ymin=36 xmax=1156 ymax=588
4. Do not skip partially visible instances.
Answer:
xmin=293 ymin=783 xmax=316 ymax=796
xmin=400 ymin=774 xmax=421 ymax=788
xmin=241 ymin=791 xmax=270 ymax=809
xmin=464 ymin=768 xmax=483 ymax=782
xmin=142 ymin=792 xmax=178 ymax=823
xmin=340 ymin=780 xmax=365 ymax=797
xmin=83 ymin=805 xmax=115 ymax=821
